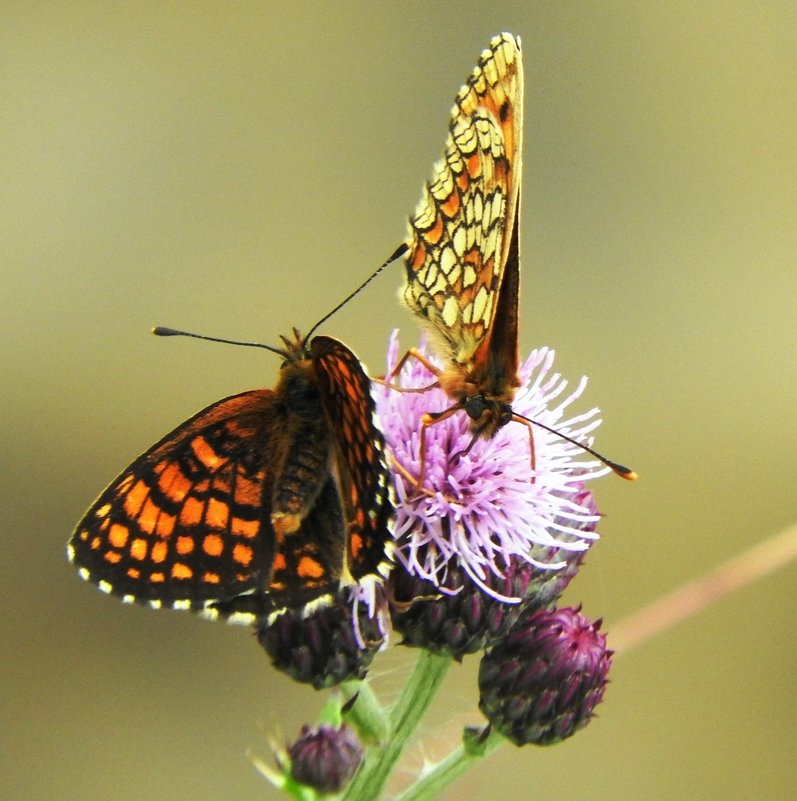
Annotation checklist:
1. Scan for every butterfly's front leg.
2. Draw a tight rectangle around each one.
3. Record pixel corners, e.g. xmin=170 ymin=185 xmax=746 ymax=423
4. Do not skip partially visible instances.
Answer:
xmin=372 ymin=347 xmax=441 ymax=393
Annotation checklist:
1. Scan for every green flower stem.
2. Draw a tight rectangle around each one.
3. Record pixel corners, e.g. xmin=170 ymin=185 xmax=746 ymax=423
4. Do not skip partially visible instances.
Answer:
xmin=341 ymin=679 xmax=390 ymax=744
xmin=392 ymin=727 xmax=505 ymax=801
xmin=341 ymin=651 xmax=452 ymax=801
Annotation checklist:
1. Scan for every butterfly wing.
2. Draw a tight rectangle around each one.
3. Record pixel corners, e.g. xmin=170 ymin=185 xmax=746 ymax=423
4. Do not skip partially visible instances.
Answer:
xmin=209 ymin=476 xmax=347 ymax=618
xmin=69 ymin=390 xmax=280 ymax=617
xmin=309 ymin=336 xmax=394 ymax=584
xmin=402 ymin=32 xmax=523 ymax=382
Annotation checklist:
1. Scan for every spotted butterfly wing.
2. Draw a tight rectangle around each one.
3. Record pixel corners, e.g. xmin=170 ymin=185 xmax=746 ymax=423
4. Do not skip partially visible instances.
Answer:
xmin=68 ymin=333 xmax=394 ymax=621
xmin=310 ymin=337 xmax=394 ymax=583
xmin=402 ymin=32 xmax=523 ymax=437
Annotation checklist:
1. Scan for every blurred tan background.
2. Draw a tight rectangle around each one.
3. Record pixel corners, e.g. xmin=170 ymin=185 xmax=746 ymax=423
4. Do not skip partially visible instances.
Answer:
xmin=3 ymin=3 xmax=796 ymax=800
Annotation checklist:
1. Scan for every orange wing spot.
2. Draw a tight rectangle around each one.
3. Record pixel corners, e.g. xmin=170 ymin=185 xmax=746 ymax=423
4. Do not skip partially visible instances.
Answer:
xmin=171 ymin=562 xmax=193 ymax=580
xmin=123 ymin=479 xmax=149 ymax=518
xmin=118 ymin=474 xmax=134 ymax=493
xmin=225 ymin=416 xmax=254 ymax=436
xmin=157 ymin=461 xmax=187 ymax=501
xmin=441 ymin=191 xmax=461 ymax=218
xmin=349 ymin=532 xmax=363 ymax=558
xmin=232 ymin=542 xmax=253 ymax=567
xmin=130 ymin=538 xmax=148 ymax=561
xmin=231 ymin=516 xmax=259 ymax=539
xmin=150 ymin=572 xmax=165 ymax=583
xmin=202 ymin=533 xmax=223 ymax=557
xmin=202 ymin=571 xmax=221 ymax=584
xmin=176 ymin=536 xmax=194 ymax=555
xmin=180 ymin=496 xmax=204 ymax=527
xmin=150 ymin=540 xmax=168 ymax=564
xmin=90 ymin=535 xmax=102 ymax=550
xmin=191 ymin=436 xmax=225 ymax=469
xmin=155 ymin=511 xmax=176 ymax=538
xmin=103 ymin=550 xmax=122 ymax=564
xmin=166 ymin=475 xmax=193 ymax=502
xmin=108 ymin=523 xmax=129 ymax=549
xmin=126 ymin=567 xmax=141 ymax=580
xmin=297 ymin=555 xmax=325 ymax=580
xmin=209 ymin=474 xmax=232 ymax=495
xmin=425 ymin=215 xmax=445 ymax=246
xmin=234 ymin=475 xmax=260 ymax=506
xmin=465 ymin=153 xmax=482 ymax=179
xmin=206 ymin=496 xmax=230 ymax=529
xmin=95 ymin=503 xmax=112 ymax=519
xmin=137 ymin=497 xmax=161 ymax=535
xmin=272 ymin=553 xmax=287 ymax=572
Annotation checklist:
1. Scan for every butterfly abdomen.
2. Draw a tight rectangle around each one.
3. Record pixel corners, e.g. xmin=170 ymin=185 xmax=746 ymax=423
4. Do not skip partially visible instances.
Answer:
xmin=269 ymin=360 xmax=333 ymax=538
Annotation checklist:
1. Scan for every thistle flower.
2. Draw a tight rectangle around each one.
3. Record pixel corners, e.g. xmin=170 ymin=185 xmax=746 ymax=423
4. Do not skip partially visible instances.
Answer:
xmin=389 ymin=486 xmax=598 ymax=658
xmin=478 ymin=606 xmax=612 ymax=746
xmin=375 ymin=332 xmax=607 ymax=602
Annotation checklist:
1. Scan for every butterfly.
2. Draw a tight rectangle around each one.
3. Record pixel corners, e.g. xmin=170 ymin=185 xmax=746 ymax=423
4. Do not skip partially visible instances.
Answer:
xmin=68 ymin=330 xmax=395 ymax=622
xmin=398 ymin=33 xmax=635 ymax=486
xmin=399 ymin=33 xmax=525 ymax=464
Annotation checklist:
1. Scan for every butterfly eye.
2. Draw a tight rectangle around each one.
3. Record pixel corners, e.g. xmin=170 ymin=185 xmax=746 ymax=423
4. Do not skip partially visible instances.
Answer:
xmin=463 ymin=394 xmax=487 ymax=421
xmin=498 ymin=404 xmax=513 ymax=427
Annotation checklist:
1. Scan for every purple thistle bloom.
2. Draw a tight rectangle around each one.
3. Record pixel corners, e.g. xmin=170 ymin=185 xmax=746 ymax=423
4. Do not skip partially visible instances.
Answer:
xmin=388 ymin=484 xmax=601 ymax=658
xmin=375 ymin=332 xmax=609 ymax=600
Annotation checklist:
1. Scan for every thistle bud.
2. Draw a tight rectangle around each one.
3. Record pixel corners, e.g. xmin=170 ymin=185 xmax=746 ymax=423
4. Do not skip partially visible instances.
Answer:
xmin=287 ymin=724 xmax=362 ymax=793
xmin=478 ymin=606 xmax=612 ymax=746
xmin=256 ymin=594 xmax=384 ymax=689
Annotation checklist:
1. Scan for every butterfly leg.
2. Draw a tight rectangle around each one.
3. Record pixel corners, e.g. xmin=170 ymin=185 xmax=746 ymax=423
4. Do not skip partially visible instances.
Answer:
xmin=414 ymin=403 xmax=465 ymax=488
xmin=373 ymin=347 xmax=441 ymax=393
xmin=393 ymin=347 xmax=441 ymax=381
xmin=387 ymin=412 xmax=464 ymax=505
xmin=388 ymin=452 xmax=438 ymax=500
xmin=511 ymin=413 xmax=537 ymax=482
xmin=385 ymin=568 xmax=443 ymax=611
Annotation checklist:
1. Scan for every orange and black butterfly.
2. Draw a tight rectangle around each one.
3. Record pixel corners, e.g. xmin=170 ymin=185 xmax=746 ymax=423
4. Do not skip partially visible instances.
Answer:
xmin=68 ymin=330 xmax=395 ymax=621
xmin=400 ymin=33 xmax=525 ymax=450
xmin=399 ymin=34 xmax=634 ymax=484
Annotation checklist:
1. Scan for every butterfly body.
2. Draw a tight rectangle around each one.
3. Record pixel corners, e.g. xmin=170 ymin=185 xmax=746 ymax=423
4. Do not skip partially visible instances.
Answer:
xmin=401 ymin=33 xmax=524 ymax=443
xmin=69 ymin=332 xmax=394 ymax=621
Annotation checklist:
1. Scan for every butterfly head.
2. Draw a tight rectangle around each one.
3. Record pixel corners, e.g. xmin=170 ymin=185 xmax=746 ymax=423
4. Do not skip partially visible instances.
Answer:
xmin=462 ymin=394 xmax=514 ymax=438
xmin=277 ymin=328 xmax=312 ymax=367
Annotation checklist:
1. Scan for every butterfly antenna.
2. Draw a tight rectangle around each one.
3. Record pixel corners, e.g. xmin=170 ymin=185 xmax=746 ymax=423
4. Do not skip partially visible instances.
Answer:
xmin=513 ymin=412 xmax=637 ymax=480
xmin=151 ymin=326 xmax=286 ymax=357
xmin=302 ymin=243 xmax=408 ymax=344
